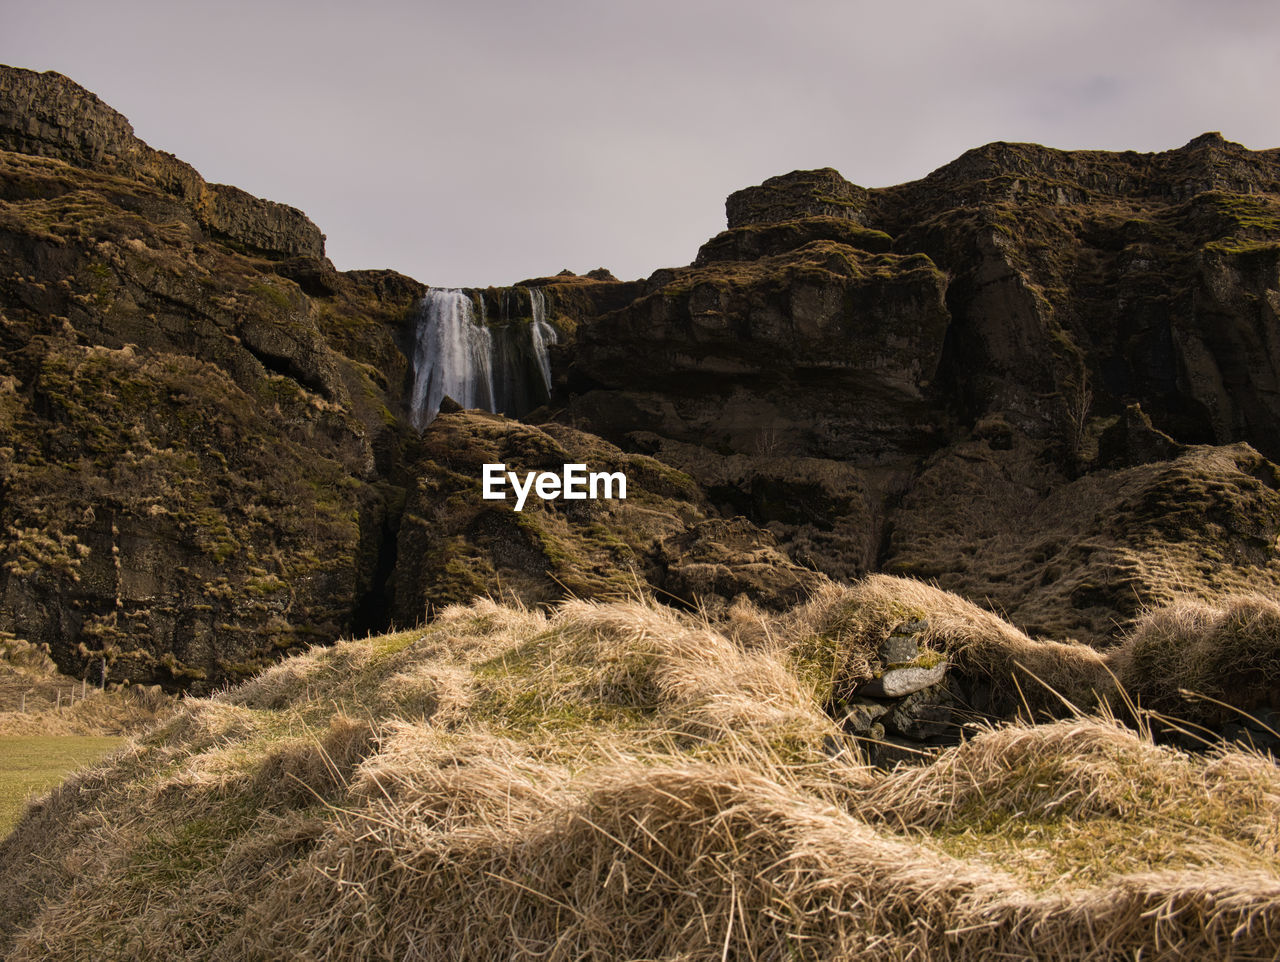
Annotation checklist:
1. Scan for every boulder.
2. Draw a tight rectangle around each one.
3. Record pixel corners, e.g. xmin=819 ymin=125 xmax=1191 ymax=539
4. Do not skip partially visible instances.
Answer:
xmin=883 ymin=685 xmax=956 ymax=741
xmin=879 ymin=621 xmax=927 ymax=665
xmin=392 ymin=411 xmax=813 ymax=617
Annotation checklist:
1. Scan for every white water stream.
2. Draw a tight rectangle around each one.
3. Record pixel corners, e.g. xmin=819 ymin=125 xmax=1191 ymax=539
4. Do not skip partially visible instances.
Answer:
xmin=408 ymin=287 xmax=556 ymax=427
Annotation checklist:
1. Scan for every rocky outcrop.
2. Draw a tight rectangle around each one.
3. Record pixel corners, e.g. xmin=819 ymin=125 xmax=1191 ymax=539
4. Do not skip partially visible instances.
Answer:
xmin=627 ymin=434 xmax=887 ymax=583
xmin=553 ymin=230 xmax=950 ymax=593
xmin=200 ymin=183 xmax=325 ymax=260
xmin=826 ymin=616 xmax=962 ymax=767
xmin=695 ymin=216 xmax=891 ymax=265
xmin=562 ymin=238 xmax=949 ymax=464
xmin=0 ymin=66 xmax=324 ymax=259
xmin=557 ymin=136 xmax=1280 ymax=644
xmin=1098 ymin=403 xmax=1185 ymax=468
xmin=655 ymin=517 xmax=828 ymax=612
xmin=392 ymin=410 xmax=818 ymax=618
xmin=726 ymin=167 xmax=869 ymax=228
xmin=707 ymin=139 xmax=1280 ymax=466
xmin=881 ymin=136 xmax=1280 ymax=462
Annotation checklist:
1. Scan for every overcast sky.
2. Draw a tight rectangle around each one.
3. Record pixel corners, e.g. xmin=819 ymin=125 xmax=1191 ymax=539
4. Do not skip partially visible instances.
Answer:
xmin=4 ymin=0 xmax=1278 ymax=287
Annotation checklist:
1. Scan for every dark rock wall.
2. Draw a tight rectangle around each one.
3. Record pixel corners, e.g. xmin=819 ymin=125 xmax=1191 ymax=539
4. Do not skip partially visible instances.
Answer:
xmin=2 ymin=62 xmax=1279 ymax=690
xmin=869 ymin=134 xmax=1280 ymax=461
xmin=558 ymin=138 xmax=1280 ymax=640
xmin=0 ymin=67 xmax=421 ymax=689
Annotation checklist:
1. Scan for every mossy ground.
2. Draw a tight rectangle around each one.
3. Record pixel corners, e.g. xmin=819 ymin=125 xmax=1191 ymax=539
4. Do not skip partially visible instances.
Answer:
xmin=887 ymin=436 xmax=1280 ymax=641
xmin=394 ymin=411 xmax=712 ymax=620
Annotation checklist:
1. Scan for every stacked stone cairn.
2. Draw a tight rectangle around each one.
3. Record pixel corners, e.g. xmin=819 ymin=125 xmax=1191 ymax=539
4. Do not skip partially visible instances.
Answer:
xmin=826 ymin=620 xmax=964 ymax=767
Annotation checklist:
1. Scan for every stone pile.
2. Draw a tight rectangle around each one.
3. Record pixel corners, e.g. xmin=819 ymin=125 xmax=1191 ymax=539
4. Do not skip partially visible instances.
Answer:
xmin=827 ymin=619 xmax=966 ymax=767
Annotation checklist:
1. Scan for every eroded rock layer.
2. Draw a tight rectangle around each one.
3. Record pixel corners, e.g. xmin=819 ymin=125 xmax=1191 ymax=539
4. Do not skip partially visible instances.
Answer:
xmin=2 ymin=63 xmax=1279 ymax=692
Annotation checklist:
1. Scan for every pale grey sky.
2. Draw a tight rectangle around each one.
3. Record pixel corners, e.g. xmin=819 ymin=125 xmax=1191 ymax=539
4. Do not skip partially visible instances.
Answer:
xmin=3 ymin=0 xmax=1278 ymax=287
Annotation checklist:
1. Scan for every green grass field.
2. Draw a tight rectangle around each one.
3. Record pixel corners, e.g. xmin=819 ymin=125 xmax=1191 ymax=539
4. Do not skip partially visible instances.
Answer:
xmin=0 ymin=736 xmax=124 ymax=836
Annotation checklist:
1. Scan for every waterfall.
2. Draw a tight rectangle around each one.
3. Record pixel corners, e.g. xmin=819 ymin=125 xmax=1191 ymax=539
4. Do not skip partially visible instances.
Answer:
xmin=408 ymin=286 xmax=558 ymax=427
xmin=409 ymin=289 xmax=495 ymax=430
xmin=529 ymin=288 xmax=558 ymax=394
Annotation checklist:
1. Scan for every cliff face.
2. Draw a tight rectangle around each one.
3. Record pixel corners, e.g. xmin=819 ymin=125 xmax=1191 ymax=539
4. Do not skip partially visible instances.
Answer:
xmin=559 ymin=135 xmax=1280 ymax=639
xmin=871 ymin=134 xmax=1280 ymax=463
xmin=392 ymin=410 xmax=826 ymax=621
xmin=0 ymin=68 xmax=421 ymax=689
xmin=677 ymin=133 xmax=1280 ymax=463
xmin=2 ymin=63 xmax=1279 ymax=688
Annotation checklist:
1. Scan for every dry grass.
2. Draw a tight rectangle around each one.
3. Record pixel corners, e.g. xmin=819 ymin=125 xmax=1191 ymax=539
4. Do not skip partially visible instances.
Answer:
xmin=0 ymin=635 xmax=176 ymax=735
xmin=1 ymin=584 xmax=1278 ymax=960
xmin=785 ymin=575 xmax=1111 ymax=718
xmin=860 ymin=718 xmax=1280 ymax=887
xmin=1114 ymin=592 xmax=1280 ymax=728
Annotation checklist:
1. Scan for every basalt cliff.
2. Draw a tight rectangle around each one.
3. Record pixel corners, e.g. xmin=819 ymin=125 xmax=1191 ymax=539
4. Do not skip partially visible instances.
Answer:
xmin=2 ymin=64 xmax=1279 ymax=711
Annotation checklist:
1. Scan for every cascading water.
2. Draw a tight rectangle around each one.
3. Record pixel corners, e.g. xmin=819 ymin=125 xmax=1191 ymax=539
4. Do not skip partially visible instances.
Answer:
xmin=529 ymin=288 xmax=558 ymax=394
xmin=408 ymin=286 xmax=559 ymax=427
xmin=409 ymin=289 xmax=496 ymax=430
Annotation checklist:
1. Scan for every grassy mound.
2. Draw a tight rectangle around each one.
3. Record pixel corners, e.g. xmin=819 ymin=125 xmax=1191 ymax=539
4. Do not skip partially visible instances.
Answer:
xmin=0 ymin=635 xmax=174 ymax=736
xmin=789 ymin=575 xmax=1111 ymax=717
xmin=2 ymin=584 xmax=1278 ymax=960
xmin=1114 ymin=592 xmax=1280 ymax=730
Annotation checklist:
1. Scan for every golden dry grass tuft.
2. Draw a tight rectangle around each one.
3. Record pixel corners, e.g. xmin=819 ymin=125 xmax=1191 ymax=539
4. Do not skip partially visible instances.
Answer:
xmin=1 ymin=582 xmax=1278 ymax=960
xmin=1114 ymin=592 xmax=1280 ymax=727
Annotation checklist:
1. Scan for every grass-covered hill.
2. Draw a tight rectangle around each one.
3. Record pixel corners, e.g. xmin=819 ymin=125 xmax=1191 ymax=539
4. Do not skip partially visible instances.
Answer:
xmin=3 ymin=578 xmax=1278 ymax=959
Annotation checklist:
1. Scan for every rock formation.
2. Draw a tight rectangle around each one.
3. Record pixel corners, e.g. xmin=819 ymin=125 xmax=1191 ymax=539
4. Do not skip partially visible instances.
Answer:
xmin=0 ymin=66 xmax=324 ymax=258
xmin=0 ymin=67 xmax=420 ymax=689
xmin=2 ymin=63 xmax=1279 ymax=705
xmin=558 ymin=135 xmax=1280 ymax=643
